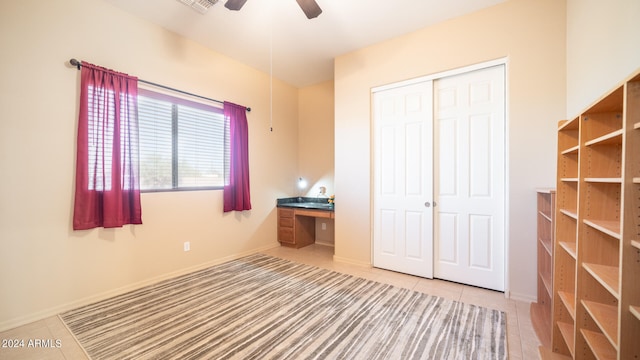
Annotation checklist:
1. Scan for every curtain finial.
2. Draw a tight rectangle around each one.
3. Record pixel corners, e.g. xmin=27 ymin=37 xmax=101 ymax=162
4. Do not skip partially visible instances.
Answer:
xmin=69 ymin=58 xmax=81 ymax=70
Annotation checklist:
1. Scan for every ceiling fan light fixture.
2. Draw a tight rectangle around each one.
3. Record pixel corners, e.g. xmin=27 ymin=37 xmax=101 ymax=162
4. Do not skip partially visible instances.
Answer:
xmin=177 ymin=0 xmax=219 ymax=14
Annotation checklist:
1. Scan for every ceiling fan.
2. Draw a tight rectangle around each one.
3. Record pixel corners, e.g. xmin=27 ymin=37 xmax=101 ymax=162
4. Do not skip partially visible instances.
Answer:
xmin=225 ymin=0 xmax=322 ymax=19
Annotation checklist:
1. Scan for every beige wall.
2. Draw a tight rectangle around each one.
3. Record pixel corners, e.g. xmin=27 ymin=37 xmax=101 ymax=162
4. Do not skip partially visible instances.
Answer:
xmin=0 ymin=0 xmax=301 ymax=330
xmin=298 ymin=80 xmax=335 ymax=197
xmin=566 ymin=0 xmax=640 ymax=117
xmin=334 ymin=0 xmax=567 ymax=300
xmin=298 ymin=81 xmax=336 ymax=245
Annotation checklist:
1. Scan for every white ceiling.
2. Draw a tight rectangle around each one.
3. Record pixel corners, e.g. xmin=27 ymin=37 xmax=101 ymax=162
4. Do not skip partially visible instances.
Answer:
xmin=103 ymin=0 xmax=506 ymax=87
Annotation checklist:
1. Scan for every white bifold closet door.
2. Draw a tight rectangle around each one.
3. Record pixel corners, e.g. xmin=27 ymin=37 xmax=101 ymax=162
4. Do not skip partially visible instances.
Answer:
xmin=373 ymin=64 xmax=505 ymax=292
xmin=433 ymin=65 xmax=505 ymax=291
xmin=372 ymin=80 xmax=434 ymax=279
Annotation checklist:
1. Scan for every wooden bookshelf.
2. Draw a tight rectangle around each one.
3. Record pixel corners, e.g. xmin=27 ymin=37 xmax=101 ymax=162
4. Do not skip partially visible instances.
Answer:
xmin=551 ymin=69 xmax=640 ymax=359
xmin=532 ymin=189 xmax=556 ymax=348
xmin=552 ymin=116 xmax=579 ymax=357
xmin=620 ymin=72 xmax=640 ymax=360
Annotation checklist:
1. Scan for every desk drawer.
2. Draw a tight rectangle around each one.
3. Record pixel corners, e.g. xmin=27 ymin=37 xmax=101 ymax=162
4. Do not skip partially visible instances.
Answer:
xmin=278 ymin=228 xmax=294 ymax=243
xmin=295 ymin=209 xmax=333 ymax=219
xmin=279 ymin=217 xmax=294 ymax=228
xmin=278 ymin=208 xmax=294 ymax=218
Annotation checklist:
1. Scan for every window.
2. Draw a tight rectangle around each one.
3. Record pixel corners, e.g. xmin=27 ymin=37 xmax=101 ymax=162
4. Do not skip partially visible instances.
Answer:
xmin=137 ymin=89 xmax=229 ymax=191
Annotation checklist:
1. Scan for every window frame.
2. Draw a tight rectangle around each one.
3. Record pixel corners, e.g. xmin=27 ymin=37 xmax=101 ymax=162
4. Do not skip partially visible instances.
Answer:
xmin=137 ymin=88 xmax=228 ymax=193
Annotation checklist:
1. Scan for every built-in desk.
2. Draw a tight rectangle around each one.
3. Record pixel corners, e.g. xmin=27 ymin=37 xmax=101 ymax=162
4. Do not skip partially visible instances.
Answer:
xmin=277 ymin=198 xmax=334 ymax=248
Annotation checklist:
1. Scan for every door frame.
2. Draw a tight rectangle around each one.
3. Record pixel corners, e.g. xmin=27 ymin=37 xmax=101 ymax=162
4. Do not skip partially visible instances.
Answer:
xmin=370 ymin=57 xmax=510 ymax=295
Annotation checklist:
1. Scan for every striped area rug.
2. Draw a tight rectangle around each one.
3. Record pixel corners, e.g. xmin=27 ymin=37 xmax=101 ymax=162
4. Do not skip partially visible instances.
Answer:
xmin=60 ymin=254 xmax=507 ymax=359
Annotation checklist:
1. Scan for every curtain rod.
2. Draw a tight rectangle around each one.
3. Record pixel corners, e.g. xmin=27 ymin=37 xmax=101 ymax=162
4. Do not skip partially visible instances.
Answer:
xmin=68 ymin=58 xmax=251 ymax=112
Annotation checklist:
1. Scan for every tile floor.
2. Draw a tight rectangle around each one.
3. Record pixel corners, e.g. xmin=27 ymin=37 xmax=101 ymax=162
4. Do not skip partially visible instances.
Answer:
xmin=0 ymin=244 xmax=541 ymax=359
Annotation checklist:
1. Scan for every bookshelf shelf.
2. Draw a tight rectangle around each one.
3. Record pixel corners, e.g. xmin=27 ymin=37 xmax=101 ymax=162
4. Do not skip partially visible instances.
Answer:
xmin=631 ymin=306 xmax=640 ymax=321
xmin=581 ymin=329 xmax=617 ymax=360
xmin=558 ymin=291 xmax=576 ymax=320
xmin=559 ymin=241 xmax=577 ymax=259
xmin=582 ymin=263 xmax=620 ymax=299
xmin=582 ymin=300 xmax=619 ymax=347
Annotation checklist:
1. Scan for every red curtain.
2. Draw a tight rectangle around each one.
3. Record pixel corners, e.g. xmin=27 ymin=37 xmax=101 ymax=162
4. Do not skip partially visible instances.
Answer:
xmin=223 ymin=101 xmax=252 ymax=212
xmin=73 ymin=62 xmax=142 ymax=230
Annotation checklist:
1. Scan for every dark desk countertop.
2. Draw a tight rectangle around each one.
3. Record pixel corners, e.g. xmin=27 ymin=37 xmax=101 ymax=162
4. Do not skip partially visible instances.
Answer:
xmin=277 ymin=197 xmax=334 ymax=211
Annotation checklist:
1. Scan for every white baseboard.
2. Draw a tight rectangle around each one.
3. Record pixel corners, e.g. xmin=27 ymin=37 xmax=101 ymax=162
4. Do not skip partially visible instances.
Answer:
xmin=508 ymin=291 xmax=536 ymax=303
xmin=314 ymin=241 xmax=335 ymax=247
xmin=332 ymin=254 xmax=371 ymax=268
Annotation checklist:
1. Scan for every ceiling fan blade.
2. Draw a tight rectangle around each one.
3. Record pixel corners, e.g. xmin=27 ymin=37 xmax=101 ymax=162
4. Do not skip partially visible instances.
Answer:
xmin=225 ymin=0 xmax=248 ymax=11
xmin=296 ymin=0 xmax=322 ymax=19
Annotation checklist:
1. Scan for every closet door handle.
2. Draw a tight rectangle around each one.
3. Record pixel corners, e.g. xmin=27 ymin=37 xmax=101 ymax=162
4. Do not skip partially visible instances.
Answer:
xmin=424 ymin=202 xmax=431 ymax=208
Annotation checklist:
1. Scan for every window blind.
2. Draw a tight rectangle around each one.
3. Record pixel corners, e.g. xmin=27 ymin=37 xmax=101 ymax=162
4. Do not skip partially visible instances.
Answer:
xmin=138 ymin=93 xmax=228 ymax=191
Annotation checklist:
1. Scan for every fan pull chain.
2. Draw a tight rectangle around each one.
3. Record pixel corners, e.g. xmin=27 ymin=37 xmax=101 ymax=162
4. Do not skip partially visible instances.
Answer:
xmin=269 ymin=0 xmax=274 ymax=132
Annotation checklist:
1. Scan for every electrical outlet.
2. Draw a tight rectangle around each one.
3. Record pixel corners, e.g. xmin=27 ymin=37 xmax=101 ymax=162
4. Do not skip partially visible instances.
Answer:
xmin=184 ymin=242 xmax=190 ymax=252
xmin=321 ymin=222 xmax=326 ymax=230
